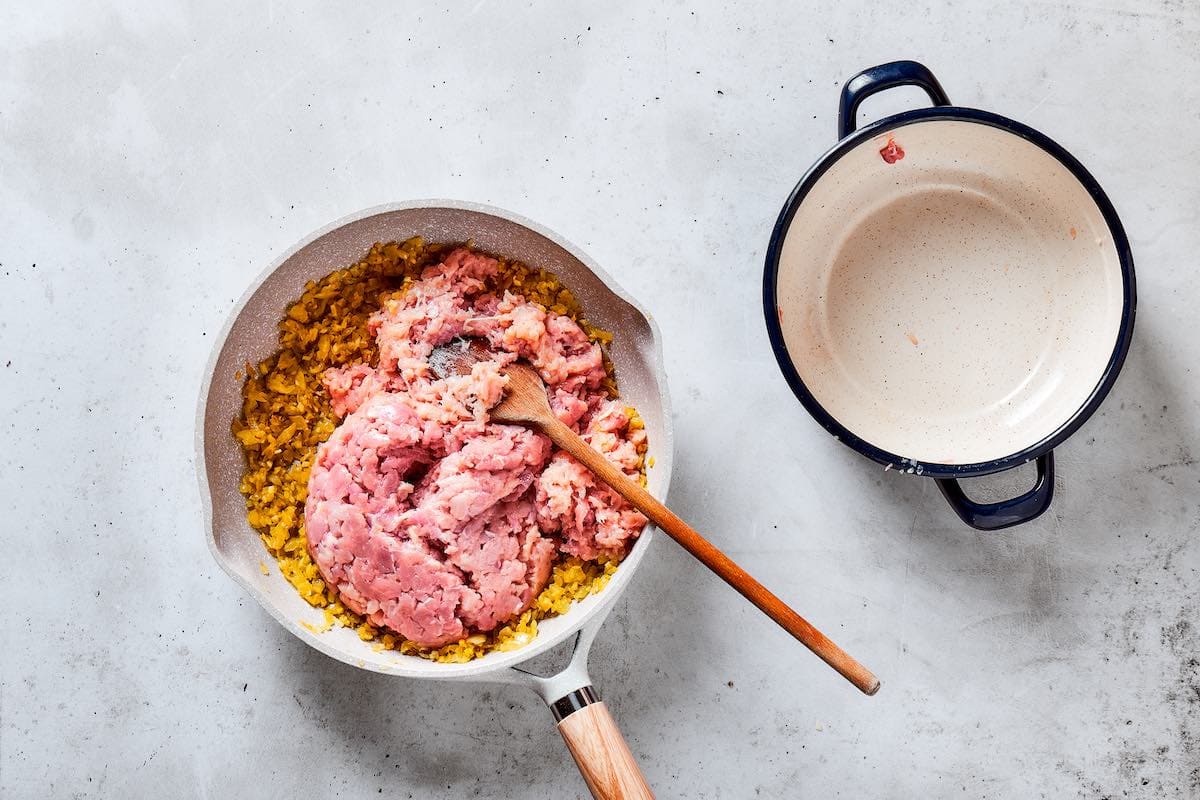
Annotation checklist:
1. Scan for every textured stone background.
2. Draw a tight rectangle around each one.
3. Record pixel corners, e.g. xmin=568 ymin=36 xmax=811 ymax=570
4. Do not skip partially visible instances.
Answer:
xmin=2 ymin=1 xmax=1198 ymax=797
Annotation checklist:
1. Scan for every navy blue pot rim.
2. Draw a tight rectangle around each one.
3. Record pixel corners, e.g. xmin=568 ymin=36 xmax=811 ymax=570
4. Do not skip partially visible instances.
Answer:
xmin=762 ymin=105 xmax=1137 ymax=481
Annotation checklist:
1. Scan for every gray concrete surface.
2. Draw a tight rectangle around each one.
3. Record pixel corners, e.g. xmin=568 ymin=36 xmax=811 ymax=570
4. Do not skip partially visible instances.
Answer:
xmin=2 ymin=1 xmax=1198 ymax=797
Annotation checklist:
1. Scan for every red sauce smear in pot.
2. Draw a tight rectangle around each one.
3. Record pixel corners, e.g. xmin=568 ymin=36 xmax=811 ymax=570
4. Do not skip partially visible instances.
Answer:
xmin=879 ymin=136 xmax=905 ymax=164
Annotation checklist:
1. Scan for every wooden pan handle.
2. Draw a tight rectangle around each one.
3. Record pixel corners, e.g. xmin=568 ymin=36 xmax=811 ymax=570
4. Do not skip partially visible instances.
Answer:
xmin=542 ymin=417 xmax=880 ymax=696
xmin=554 ymin=688 xmax=654 ymax=800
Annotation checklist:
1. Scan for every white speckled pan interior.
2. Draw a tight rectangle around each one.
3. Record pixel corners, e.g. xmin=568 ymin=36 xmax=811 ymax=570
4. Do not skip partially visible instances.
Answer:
xmin=775 ymin=119 xmax=1124 ymax=465
xmin=196 ymin=201 xmax=673 ymax=680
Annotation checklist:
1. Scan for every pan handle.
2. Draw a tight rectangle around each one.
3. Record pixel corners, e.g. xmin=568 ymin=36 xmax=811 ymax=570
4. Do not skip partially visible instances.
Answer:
xmin=837 ymin=60 xmax=950 ymax=138
xmin=936 ymin=452 xmax=1055 ymax=531
xmin=552 ymin=685 xmax=655 ymax=800
xmin=506 ymin=626 xmax=655 ymax=798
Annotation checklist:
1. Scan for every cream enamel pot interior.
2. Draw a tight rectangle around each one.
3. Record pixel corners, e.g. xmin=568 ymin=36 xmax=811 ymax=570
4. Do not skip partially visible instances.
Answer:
xmin=197 ymin=201 xmax=673 ymax=799
xmin=764 ymin=61 xmax=1135 ymax=530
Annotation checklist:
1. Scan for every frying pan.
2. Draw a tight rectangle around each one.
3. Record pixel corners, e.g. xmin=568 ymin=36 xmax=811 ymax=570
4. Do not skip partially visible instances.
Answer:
xmin=196 ymin=201 xmax=672 ymax=799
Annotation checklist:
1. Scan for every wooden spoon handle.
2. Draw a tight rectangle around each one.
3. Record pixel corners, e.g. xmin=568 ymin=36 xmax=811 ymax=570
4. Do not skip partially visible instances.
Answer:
xmin=542 ymin=417 xmax=881 ymax=696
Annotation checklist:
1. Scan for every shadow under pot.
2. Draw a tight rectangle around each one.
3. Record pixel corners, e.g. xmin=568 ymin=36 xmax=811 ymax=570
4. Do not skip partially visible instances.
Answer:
xmin=763 ymin=60 xmax=1136 ymax=530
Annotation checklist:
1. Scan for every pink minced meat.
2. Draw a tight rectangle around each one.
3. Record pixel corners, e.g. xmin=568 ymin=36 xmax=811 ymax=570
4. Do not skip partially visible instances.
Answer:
xmin=305 ymin=248 xmax=647 ymax=647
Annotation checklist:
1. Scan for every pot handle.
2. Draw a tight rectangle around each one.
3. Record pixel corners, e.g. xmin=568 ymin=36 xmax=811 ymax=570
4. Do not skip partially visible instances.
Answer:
xmin=553 ymin=686 xmax=655 ymax=799
xmin=935 ymin=452 xmax=1055 ymax=531
xmin=838 ymin=60 xmax=951 ymax=138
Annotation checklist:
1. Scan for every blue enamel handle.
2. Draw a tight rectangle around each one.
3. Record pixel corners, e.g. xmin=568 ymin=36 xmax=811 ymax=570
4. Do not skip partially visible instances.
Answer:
xmin=837 ymin=60 xmax=951 ymax=139
xmin=936 ymin=452 xmax=1055 ymax=531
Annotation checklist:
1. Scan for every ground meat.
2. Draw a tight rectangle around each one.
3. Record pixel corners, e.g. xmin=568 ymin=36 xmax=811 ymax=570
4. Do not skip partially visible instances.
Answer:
xmin=536 ymin=402 xmax=646 ymax=560
xmin=305 ymin=248 xmax=646 ymax=647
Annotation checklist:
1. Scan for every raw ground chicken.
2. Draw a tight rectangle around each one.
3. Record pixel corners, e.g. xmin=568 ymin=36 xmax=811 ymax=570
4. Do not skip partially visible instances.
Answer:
xmin=300 ymin=247 xmax=647 ymax=648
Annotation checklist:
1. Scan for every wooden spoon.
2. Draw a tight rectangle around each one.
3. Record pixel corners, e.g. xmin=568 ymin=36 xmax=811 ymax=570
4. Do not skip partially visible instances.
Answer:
xmin=430 ymin=338 xmax=880 ymax=696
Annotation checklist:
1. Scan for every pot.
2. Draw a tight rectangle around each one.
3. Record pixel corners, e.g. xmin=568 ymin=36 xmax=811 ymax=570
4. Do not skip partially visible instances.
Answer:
xmin=763 ymin=61 xmax=1135 ymax=530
